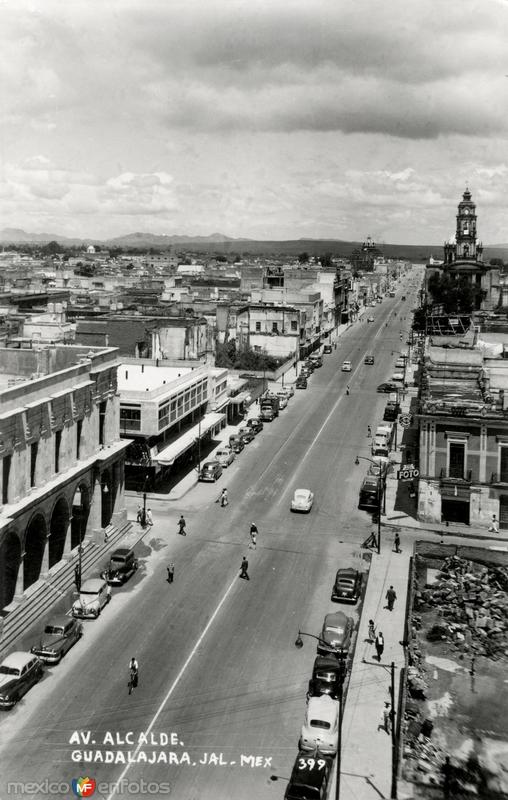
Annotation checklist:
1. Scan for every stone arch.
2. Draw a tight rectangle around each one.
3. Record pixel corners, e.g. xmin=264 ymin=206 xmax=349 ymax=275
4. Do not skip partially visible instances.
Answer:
xmin=101 ymin=469 xmax=113 ymax=528
xmin=71 ymin=483 xmax=90 ymax=550
xmin=0 ymin=530 xmax=21 ymax=609
xmin=49 ymin=496 xmax=69 ymax=568
xmin=24 ymin=513 xmax=47 ymax=590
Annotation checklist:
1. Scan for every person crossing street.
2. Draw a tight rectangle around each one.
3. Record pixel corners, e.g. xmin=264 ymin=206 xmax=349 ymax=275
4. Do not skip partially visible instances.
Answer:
xmin=239 ymin=556 xmax=250 ymax=580
xmin=178 ymin=515 xmax=187 ymax=536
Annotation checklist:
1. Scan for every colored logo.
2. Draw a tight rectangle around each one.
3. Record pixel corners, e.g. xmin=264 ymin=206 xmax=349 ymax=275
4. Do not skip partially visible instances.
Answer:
xmin=71 ymin=777 xmax=96 ymax=797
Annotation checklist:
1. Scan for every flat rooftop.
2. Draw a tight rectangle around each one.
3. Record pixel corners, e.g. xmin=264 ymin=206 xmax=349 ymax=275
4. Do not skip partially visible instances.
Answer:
xmin=118 ymin=364 xmax=195 ymax=392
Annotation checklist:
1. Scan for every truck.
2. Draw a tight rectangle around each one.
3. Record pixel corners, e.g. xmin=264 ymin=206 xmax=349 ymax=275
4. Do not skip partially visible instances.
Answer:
xmin=260 ymin=395 xmax=280 ymax=421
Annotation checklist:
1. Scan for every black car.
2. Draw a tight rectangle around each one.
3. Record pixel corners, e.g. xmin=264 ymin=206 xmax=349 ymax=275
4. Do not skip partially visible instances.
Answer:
xmin=331 ymin=568 xmax=362 ymax=604
xmin=377 ymin=382 xmax=398 ymax=393
xmin=303 ymin=361 xmax=315 ymax=373
xmin=0 ymin=652 xmax=44 ymax=709
xmin=307 ymin=655 xmax=345 ymax=701
xmin=295 ymin=376 xmax=308 ymax=389
xmin=285 ymin=750 xmax=334 ymax=800
xmin=198 ymin=460 xmax=223 ymax=482
xmin=30 ymin=616 xmax=83 ymax=663
xmin=358 ymin=476 xmax=380 ymax=511
xmin=103 ymin=548 xmax=139 ymax=586
xmin=246 ymin=418 xmax=263 ymax=434
xmin=238 ymin=426 xmax=256 ymax=444
xmin=229 ymin=435 xmax=245 ymax=453
xmin=383 ymin=402 xmax=399 ymax=422
xmin=323 ymin=344 xmax=332 ymax=354
xmin=364 ymin=355 xmax=375 ymax=365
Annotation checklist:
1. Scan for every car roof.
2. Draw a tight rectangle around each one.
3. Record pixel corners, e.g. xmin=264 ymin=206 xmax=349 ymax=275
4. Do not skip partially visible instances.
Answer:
xmin=324 ymin=611 xmax=350 ymax=628
xmin=294 ymin=488 xmax=311 ymax=495
xmin=216 ymin=447 xmax=231 ymax=453
xmin=202 ymin=460 xmax=219 ymax=467
xmin=313 ymin=655 xmax=342 ymax=671
xmin=45 ymin=614 xmax=72 ymax=627
xmin=80 ymin=578 xmax=106 ymax=591
xmin=306 ymin=694 xmax=339 ymax=721
xmin=1 ymin=652 xmax=35 ymax=668
xmin=362 ymin=477 xmax=379 ymax=489
xmin=111 ymin=547 xmax=131 ymax=557
xmin=336 ymin=567 xmax=359 ymax=579
xmin=290 ymin=751 xmax=333 ymax=786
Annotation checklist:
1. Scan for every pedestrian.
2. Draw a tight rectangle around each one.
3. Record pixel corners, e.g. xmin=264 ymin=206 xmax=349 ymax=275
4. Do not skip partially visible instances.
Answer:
xmin=136 ymin=505 xmax=142 ymax=524
xmin=178 ymin=515 xmax=187 ymax=536
xmin=239 ymin=556 xmax=250 ymax=580
xmin=249 ymin=529 xmax=257 ymax=550
xmin=377 ymin=702 xmax=391 ymax=734
xmin=375 ymin=631 xmax=384 ymax=662
xmin=368 ymin=619 xmax=376 ymax=642
xmin=488 ymin=514 xmax=499 ymax=533
xmin=367 ymin=425 xmax=372 ymax=438
xmin=250 ymin=522 xmax=258 ymax=540
xmin=386 ymin=585 xmax=397 ymax=611
xmin=346 ymin=384 xmax=350 ymax=395
xmin=74 ymin=565 xmax=81 ymax=592
xmin=146 ymin=508 xmax=153 ymax=526
xmin=166 ymin=563 xmax=174 ymax=583
xmin=394 ymin=532 xmax=401 ymax=553
xmin=220 ymin=488 xmax=228 ymax=507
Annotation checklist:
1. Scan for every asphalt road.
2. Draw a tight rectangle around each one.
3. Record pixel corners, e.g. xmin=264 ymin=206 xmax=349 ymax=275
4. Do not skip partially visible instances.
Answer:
xmin=0 ymin=279 xmax=423 ymax=800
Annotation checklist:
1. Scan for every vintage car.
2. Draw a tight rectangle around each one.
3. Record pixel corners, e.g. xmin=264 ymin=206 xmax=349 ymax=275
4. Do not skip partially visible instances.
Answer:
xmin=199 ymin=461 xmax=223 ymax=481
xmin=215 ymin=447 xmax=235 ymax=467
xmin=238 ymin=427 xmax=256 ymax=444
xmin=30 ymin=615 xmax=83 ymax=663
xmin=341 ymin=360 xmax=352 ymax=372
xmin=364 ymin=354 xmax=375 ymax=365
xmin=72 ymin=578 xmax=111 ymax=619
xmin=307 ymin=655 xmax=345 ymax=701
xmin=323 ymin=344 xmax=333 ymax=354
xmin=295 ymin=376 xmax=308 ymax=389
xmin=331 ymin=568 xmax=362 ymax=604
xmin=291 ymin=489 xmax=314 ymax=513
xmin=246 ymin=418 xmax=264 ymax=434
xmin=317 ymin=611 xmax=354 ymax=658
xmin=377 ymin=382 xmax=398 ymax=393
xmin=284 ymin=751 xmax=334 ymax=800
xmin=0 ymin=652 xmax=44 ymax=709
xmin=299 ymin=695 xmax=340 ymax=755
xmin=103 ymin=548 xmax=138 ymax=586
xmin=228 ymin=435 xmax=245 ymax=454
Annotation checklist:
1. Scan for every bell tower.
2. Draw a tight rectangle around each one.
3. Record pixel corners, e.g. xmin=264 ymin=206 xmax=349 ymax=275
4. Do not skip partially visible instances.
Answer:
xmin=455 ymin=188 xmax=482 ymax=262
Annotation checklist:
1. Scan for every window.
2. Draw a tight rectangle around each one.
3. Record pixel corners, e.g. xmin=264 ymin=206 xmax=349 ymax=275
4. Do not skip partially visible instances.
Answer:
xmin=272 ymin=322 xmax=278 ymax=333
xmin=121 ymin=406 xmax=141 ymax=432
xmin=99 ymin=401 xmax=107 ymax=445
xmin=448 ymin=442 xmax=465 ymax=479
xmin=55 ymin=430 xmax=62 ymax=473
xmin=2 ymin=454 xmax=11 ymax=504
xmin=500 ymin=446 xmax=508 ymax=483
xmin=255 ymin=321 xmax=261 ymax=332
xmin=291 ymin=320 xmax=298 ymax=331
xmin=30 ymin=442 xmax=38 ymax=487
xmin=76 ymin=419 xmax=83 ymax=459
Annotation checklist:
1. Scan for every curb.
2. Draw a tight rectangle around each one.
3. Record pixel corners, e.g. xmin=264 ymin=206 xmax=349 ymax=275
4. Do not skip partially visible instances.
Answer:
xmin=382 ymin=520 xmax=508 ymax=544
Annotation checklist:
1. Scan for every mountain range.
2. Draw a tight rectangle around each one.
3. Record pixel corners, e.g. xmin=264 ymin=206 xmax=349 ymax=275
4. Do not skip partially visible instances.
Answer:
xmin=1 ymin=227 xmax=508 ymax=263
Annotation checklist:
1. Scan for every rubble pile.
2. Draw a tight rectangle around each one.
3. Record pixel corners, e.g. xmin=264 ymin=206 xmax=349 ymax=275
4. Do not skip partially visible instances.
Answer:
xmin=414 ymin=555 xmax=508 ymax=660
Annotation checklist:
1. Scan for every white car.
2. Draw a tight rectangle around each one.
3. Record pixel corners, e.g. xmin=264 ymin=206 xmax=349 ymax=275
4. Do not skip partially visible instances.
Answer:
xmin=291 ymin=488 xmax=314 ymax=513
xmin=367 ymin=316 xmax=375 ymax=323
xmin=341 ymin=360 xmax=352 ymax=372
xmin=299 ymin=695 xmax=340 ymax=755
xmin=72 ymin=578 xmax=111 ymax=619
xmin=391 ymin=372 xmax=404 ymax=382
xmin=215 ymin=447 xmax=235 ymax=468
xmin=277 ymin=394 xmax=288 ymax=409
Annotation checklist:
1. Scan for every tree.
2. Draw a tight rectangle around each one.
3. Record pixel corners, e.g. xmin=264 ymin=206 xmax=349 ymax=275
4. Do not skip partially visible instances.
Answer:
xmin=489 ymin=258 xmax=504 ymax=267
xmin=427 ymin=272 xmax=481 ymax=314
xmin=42 ymin=240 xmax=62 ymax=255
xmin=298 ymin=251 xmax=310 ymax=264
xmin=319 ymin=253 xmax=333 ymax=268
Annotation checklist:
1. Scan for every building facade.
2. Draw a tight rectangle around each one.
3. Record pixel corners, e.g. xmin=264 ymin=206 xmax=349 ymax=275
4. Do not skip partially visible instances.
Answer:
xmin=0 ymin=345 xmax=129 ymax=611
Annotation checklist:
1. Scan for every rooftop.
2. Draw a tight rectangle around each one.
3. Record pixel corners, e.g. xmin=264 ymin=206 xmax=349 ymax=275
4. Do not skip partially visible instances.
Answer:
xmin=117 ymin=363 xmax=195 ymax=393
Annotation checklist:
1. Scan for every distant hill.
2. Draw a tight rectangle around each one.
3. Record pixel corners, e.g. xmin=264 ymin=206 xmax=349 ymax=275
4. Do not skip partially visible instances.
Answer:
xmin=1 ymin=227 xmax=508 ymax=263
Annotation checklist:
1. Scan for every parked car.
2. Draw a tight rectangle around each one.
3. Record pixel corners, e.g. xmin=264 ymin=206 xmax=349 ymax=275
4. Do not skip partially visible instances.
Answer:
xmin=364 ymin=354 xmax=375 ymax=365
xmin=215 ymin=447 xmax=235 ymax=467
xmin=395 ymin=358 xmax=406 ymax=369
xmin=102 ymin=547 xmax=138 ymax=585
xmin=295 ymin=376 xmax=308 ymax=389
xmin=377 ymin=382 xmax=398 ymax=393
xmin=30 ymin=616 xmax=83 ymax=664
xmin=300 ymin=366 xmax=312 ymax=378
xmin=383 ymin=402 xmax=398 ymax=422
xmin=284 ymin=750 xmax=334 ymax=800
xmin=0 ymin=652 xmax=44 ymax=709
xmin=318 ymin=611 xmax=354 ymax=658
xmin=391 ymin=372 xmax=404 ymax=382
xmin=331 ymin=568 xmax=362 ymax=604
xmin=199 ymin=460 xmax=223 ymax=481
xmin=303 ymin=360 xmax=315 ymax=373
xmin=341 ymin=360 xmax=352 ymax=372
xmin=277 ymin=394 xmax=288 ymax=410
xmin=238 ymin=427 xmax=256 ymax=444
xmin=307 ymin=655 xmax=345 ymax=701
xmin=309 ymin=354 xmax=323 ymax=368
xmin=323 ymin=344 xmax=333 ymax=354
xmin=72 ymin=578 xmax=111 ymax=619
xmin=367 ymin=316 xmax=375 ymax=323
xmin=229 ymin=435 xmax=245 ymax=453
xmin=358 ymin=476 xmax=381 ymax=510
xmin=299 ymin=695 xmax=340 ymax=755
xmin=291 ymin=488 xmax=314 ymax=513
xmin=246 ymin=418 xmax=263 ymax=434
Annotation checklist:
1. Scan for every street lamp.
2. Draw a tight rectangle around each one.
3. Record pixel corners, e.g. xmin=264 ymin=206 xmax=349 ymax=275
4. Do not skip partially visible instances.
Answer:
xmin=355 ymin=455 xmax=388 ymax=554
xmin=294 ymin=630 xmax=347 ymax=800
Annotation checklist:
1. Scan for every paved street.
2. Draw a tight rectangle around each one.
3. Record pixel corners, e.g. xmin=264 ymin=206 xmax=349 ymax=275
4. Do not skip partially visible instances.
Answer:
xmin=0 ymin=287 xmax=422 ymax=800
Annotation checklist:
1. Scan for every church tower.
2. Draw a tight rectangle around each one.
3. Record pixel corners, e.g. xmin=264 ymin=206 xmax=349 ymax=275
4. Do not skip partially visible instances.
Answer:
xmin=444 ymin=188 xmax=483 ymax=265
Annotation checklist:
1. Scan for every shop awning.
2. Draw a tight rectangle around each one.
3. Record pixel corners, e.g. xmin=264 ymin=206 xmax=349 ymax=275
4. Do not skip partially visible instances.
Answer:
xmin=155 ymin=412 xmax=226 ymax=466
xmin=229 ymin=391 xmax=252 ymax=405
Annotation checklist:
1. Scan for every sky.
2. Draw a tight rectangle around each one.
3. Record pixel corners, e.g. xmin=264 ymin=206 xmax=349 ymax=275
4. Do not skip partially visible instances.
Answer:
xmin=1 ymin=0 xmax=508 ymax=245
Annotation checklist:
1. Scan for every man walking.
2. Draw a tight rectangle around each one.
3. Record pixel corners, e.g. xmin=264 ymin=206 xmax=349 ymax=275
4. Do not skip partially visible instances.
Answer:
xmin=178 ymin=515 xmax=187 ymax=536
xmin=377 ymin=701 xmax=392 ymax=734
xmin=220 ymin=488 xmax=228 ymax=507
xmin=367 ymin=425 xmax=372 ymax=438
xmin=166 ymin=563 xmax=174 ymax=584
xmin=239 ymin=556 xmax=250 ymax=580
xmin=394 ymin=532 xmax=401 ymax=553
xmin=375 ymin=631 xmax=384 ymax=662
xmin=488 ymin=514 xmax=499 ymax=533
xmin=386 ymin=585 xmax=397 ymax=611
xmin=146 ymin=508 xmax=153 ymax=526
xmin=250 ymin=522 xmax=258 ymax=550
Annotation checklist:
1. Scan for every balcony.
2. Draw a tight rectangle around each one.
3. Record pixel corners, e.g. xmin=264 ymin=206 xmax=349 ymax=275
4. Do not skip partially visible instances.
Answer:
xmin=439 ymin=468 xmax=472 ymax=483
xmin=490 ymin=472 xmax=508 ymax=486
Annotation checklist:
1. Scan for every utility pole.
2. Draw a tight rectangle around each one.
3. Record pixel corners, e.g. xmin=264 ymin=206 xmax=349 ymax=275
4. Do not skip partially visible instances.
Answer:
xmin=390 ymin=661 xmax=398 ymax=799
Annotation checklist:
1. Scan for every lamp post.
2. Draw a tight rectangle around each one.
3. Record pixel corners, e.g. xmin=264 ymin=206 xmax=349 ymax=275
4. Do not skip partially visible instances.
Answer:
xmin=294 ymin=630 xmax=346 ymax=800
xmin=355 ymin=455 xmax=388 ymax=554
xmin=141 ymin=473 xmax=149 ymax=527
